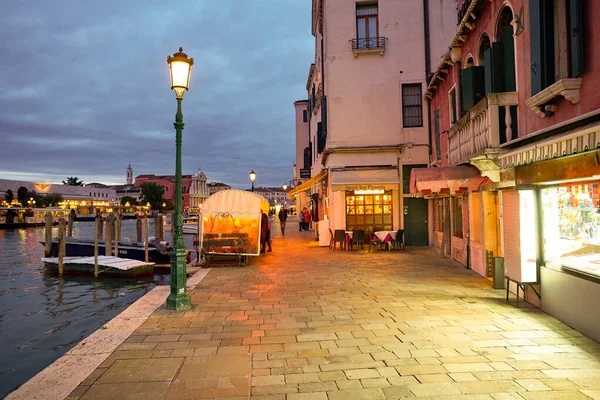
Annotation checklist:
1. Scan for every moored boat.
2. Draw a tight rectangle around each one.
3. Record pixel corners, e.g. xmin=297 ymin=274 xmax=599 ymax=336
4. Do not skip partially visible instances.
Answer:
xmin=40 ymin=237 xmax=171 ymax=263
xmin=42 ymin=256 xmax=154 ymax=276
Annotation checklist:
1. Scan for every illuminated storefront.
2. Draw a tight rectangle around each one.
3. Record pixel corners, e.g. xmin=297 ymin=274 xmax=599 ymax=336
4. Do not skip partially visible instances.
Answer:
xmin=345 ymin=190 xmax=393 ymax=232
xmin=541 ymin=183 xmax=600 ymax=279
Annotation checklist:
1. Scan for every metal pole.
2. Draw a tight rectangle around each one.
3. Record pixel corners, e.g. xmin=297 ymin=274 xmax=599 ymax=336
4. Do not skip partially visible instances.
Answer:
xmin=166 ymin=97 xmax=191 ymax=310
xmin=252 ymin=181 xmax=254 ymax=193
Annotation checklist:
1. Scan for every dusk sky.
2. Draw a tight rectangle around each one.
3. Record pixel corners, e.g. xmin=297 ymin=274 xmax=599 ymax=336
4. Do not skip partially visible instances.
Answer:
xmin=0 ymin=1 xmax=313 ymax=189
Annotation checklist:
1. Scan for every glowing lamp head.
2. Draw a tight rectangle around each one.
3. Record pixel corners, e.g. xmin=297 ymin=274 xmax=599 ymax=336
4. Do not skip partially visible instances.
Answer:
xmin=167 ymin=47 xmax=194 ymax=98
xmin=282 ymin=183 xmax=288 ymax=190
xmin=249 ymin=170 xmax=256 ymax=183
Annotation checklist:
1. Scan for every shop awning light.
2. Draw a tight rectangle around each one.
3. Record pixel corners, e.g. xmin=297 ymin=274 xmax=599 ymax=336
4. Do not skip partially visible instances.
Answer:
xmin=354 ymin=189 xmax=385 ymax=195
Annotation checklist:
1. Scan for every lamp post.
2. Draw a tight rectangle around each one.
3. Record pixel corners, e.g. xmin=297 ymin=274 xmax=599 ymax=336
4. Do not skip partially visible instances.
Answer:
xmin=166 ymin=47 xmax=194 ymax=311
xmin=282 ymin=183 xmax=288 ymax=191
xmin=249 ymin=170 xmax=256 ymax=193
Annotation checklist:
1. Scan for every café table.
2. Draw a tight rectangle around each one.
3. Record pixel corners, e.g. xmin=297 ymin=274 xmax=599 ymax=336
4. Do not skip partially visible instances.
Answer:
xmin=345 ymin=231 xmax=353 ymax=249
xmin=373 ymin=231 xmax=397 ymax=251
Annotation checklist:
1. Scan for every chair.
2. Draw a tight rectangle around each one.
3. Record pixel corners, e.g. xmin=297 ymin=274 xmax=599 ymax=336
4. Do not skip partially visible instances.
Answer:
xmin=391 ymin=229 xmax=405 ymax=250
xmin=333 ymin=229 xmax=346 ymax=250
xmin=368 ymin=227 xmax=384 ymax=252
xmin=351 ymin=229 xmax=365 ymax=250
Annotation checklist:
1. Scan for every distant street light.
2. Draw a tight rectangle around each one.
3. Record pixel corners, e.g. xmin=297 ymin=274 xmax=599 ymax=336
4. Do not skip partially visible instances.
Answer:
xmin=166 ymin=47 xmax=194 ymax=311
xmin=249 ymin=170 xmax=256 ymax=193
xmin=282 ymin=183 xmax=288 ymax=191
xmin=27 ymin=198 xmax=36 ymax=208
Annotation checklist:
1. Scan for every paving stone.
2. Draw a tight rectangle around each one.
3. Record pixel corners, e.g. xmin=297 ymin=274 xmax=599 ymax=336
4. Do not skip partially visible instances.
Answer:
xmin=360 ymin=378 xmax=391 ymax=388
xmin=80 ymin=382 xmax=170 ymax=400
xmin=98 ymin=358 xmax=183 ymax=384
xmin=408 ymin=382 xmax=461 ymax=396
xmin=287 ymin=393 xmax=328 ymax=400
xmin=327 ymin=388 xmax=385 ymax=400
xmin=252 ymin=375 xmax=285 ymax=386
xmin=285 ymin=373 xmax=320 ymax=384
xmin=336 ymin=380 xmax=363 ymax=389
xmin=298 ymin=381 xmax=337 ymax=392
xmin=345 ymin=368 xmax=381 ymax=380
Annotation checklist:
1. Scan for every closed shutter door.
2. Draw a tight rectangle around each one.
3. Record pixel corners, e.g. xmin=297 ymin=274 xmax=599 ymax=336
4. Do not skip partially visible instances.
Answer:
xmin=503 ymin=25 xmax=516 ymax=91
xmin=570 ymin=0 xmax=584 ymax=77
xmin=502 ymin=191 xmax=521 ymax=280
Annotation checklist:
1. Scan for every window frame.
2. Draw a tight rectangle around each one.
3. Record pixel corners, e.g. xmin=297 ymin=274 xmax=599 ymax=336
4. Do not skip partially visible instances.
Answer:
xmin=302 ymin=109 xmax=308 ymax=123
xmin=356 ymin=3 xmax=379 ymax=49
xmin=402 ymin=83 xmax=423 ymax=128
xmin=448 ymin=85 xmax=458 ymax=125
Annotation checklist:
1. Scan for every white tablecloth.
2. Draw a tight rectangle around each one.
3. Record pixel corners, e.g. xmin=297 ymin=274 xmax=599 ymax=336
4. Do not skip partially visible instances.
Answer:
xmin=374 ymin=231 xmax=396 ymax=243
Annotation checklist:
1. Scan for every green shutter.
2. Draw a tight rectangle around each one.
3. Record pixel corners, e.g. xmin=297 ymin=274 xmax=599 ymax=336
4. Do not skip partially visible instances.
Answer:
xmin=503 ymin=25 xmax=516 ymax=91
xmin=529 ymin=0 xmax=543 ymax=95
xmin=570 ymin=0 xmax=584 ymax=77
xmin=461 ymin=67 xmax=474 ymax=112
xmin=492 ymin=42 xmax=506 ymax=93
xmin=541 ymin=0 xmax=555 ymax=87
xmin=461 ymin=66 xmax=486 ymax=113
xmin=484 ymin=48 xmax=493 ymax=95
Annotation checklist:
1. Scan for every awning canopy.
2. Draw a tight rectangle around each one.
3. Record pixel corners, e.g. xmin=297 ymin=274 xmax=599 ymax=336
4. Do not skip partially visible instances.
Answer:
xmin=288 ymin=170 xmax=327 ymax=199
xmin=410 ymin=165 xmax=492 ymax=196
xmin=330 ymin=168 xmax=399 ymax=191
xmin=499 ymin=120 xmax=600 ymax=169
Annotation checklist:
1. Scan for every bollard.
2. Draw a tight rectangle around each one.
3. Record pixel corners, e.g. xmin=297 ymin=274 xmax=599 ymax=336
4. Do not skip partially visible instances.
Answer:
xmin=58 ymin=218 xmax=66 ymax=275
xmin=67 ymin=211 xmax=74 ymax=237
xmin=44 ymin=212 xmax=53 ymax=257
xmin=115 ymin=213 xmax=122 ymax=257
xmin=136 ymin=218 xmax=142 ymax=243
xmin=94 ymin=215 xmax=101 ymax=278
xmin=105 ymin=214 xmax=113 ymax=257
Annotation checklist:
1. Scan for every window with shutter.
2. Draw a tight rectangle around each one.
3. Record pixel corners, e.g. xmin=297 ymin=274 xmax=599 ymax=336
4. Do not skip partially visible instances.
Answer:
xmin=434 ymin=109 xmax=441 ymax=161
xmin=461 ymin=66 xmax=486 ymax=113
xmin=402 ymin=84 xmax=423 ymax=127
xmin=570 ymin=0 xmax=584 ymax=77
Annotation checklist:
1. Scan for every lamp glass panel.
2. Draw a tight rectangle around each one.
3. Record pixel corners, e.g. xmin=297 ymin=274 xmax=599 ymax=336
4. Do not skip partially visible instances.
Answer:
xmin=170 ymin=61 xmax=191 ymax=89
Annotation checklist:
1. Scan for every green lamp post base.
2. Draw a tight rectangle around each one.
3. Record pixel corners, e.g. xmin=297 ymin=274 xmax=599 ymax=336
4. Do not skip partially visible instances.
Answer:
xmin=165 ymin=248 xmax=191 ymax=311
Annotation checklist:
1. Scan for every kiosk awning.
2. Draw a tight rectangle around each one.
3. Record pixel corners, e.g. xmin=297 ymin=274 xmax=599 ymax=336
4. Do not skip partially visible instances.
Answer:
xmin=410 ymin=165 xmax=492 ymax=196
xmin=288 ymin=170 xmax=328 ymax=199
xmin=330 ymin=168 xmax=399 ymax=191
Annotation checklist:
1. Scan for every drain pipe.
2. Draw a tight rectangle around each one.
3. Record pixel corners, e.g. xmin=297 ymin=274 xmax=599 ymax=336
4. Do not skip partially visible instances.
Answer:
xmin=423 ymin=0 xmax=433 ymax=162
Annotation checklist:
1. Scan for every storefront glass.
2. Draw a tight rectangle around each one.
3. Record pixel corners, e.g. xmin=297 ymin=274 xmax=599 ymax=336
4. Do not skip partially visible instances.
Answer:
xmin=519 ymin=190 xmax=538 ymax=282
xmin=346 ymin=191 xmax=393 ymax=232
xmin=541 ymin=183 xmax=600 ymax=278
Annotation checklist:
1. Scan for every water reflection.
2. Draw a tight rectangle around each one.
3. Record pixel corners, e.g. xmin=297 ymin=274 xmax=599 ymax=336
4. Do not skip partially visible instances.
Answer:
xmin=0 ymin=220 xmax=179 ymax=398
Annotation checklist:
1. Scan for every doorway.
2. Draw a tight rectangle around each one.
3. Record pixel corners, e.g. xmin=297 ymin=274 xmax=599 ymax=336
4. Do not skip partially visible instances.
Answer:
xmin=404 ymin=197 xmax=428 ymax=246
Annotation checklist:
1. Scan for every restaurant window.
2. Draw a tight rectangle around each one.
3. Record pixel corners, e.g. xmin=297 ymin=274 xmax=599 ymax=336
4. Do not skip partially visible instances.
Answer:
xmin=356 ymin=3 xmax=378 ymax=49
xmin=402 ymin=84 xmax=423 ymax=127
xmin=452 ymin=196 xmax=463 ymax=238
xmin=346 ymin=191 xmax=393 ymax=233
xmin=541 ymin=183 xmax=600 ymax=278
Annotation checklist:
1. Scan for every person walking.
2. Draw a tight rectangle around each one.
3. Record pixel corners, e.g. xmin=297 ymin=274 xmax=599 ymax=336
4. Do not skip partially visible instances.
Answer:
xmin=260 ymin=209 xmax=269 ymax=253
xmin=298 ymin=209 xmax=304 ymax=231
xmin=302 ymin=207 xmax=311 ymax=231
xmin=278 ymin=208 xmax=288 ymax=235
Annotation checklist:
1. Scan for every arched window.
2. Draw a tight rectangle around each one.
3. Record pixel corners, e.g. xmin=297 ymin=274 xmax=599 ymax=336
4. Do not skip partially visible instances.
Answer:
xmin=465 ymin=56 xmax=474 ymax=68
xmin=495 ymin=6 xmax=516 ymax=91
xmin=478 ymin=34 xmax=490 ymax=67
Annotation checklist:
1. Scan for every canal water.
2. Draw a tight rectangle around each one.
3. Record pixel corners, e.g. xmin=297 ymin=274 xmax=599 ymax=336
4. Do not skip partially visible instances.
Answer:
xmin=0 ymin=220 xmax=192 ymax=398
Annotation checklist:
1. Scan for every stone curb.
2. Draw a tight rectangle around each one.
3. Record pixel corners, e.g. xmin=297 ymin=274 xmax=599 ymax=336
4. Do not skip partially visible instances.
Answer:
xmin=6 ymin=268 xmax=211 ymax=400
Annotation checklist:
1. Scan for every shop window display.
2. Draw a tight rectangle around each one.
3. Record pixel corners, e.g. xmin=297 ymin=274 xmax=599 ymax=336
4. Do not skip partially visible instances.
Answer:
xmin=541 ymin=183 xmax=600 ymax=278
xmin=452 ymin=196 xmax=463 ymax=238
xmin=346 ymin=191 xmax=393 ymax=232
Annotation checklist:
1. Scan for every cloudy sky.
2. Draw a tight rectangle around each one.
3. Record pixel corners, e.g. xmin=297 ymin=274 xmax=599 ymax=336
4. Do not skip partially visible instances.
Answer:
xmin=0 ymin=1 xmax=313 ymax=189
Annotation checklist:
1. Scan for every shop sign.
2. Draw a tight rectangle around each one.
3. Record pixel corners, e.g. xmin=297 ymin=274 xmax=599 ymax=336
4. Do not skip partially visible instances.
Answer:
xmin=344 ymin=184 xmax=386 ymax=191
xmin=300 ymin=169 xmax=311 ymax=179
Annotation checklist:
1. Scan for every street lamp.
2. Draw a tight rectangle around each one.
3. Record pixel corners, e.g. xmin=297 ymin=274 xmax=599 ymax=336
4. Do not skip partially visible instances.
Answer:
xmin=282 ymin=183 xmax=288 ymax=191
xmin=249 ymin=170 xmax=256 ymax=193
xmin=166 ymin=47 xmax=194 ymax=311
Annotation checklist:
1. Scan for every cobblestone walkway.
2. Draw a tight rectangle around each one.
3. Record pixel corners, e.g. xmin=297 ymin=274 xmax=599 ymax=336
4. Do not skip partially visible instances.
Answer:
xmin=69 ymin=221 xmax=600 ymax=399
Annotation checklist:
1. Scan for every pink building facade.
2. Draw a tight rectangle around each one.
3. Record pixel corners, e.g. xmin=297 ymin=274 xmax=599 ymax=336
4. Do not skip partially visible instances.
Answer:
xmin=134 ymin=174 xmax=192 ymax=210
xmin=413 ymin=0 xmax=600 ymax=341
xmin=290 ymin=0 xmax=456 ymax=245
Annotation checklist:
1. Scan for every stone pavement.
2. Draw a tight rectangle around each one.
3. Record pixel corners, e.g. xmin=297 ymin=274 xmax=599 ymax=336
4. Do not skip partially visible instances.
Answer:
xmin=68 ymin=220 xmax=600 ymax=399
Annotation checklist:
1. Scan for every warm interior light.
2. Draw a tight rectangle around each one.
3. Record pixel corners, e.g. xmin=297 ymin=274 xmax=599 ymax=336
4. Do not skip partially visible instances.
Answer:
xmin=354 ymin=189 xmax=385 ymax=195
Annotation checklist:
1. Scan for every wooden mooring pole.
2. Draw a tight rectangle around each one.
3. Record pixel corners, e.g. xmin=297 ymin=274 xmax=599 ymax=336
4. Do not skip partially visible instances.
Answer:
xmin=58 ymin=218 xmax=66 ymax=275
xmin=44 ymin=212 xmax=53 ymax=257
xmin=115 ymin=212 xmax=122 ymax=257
xmin=67 ymin=211 xmax=74 ymax=237
xmin=136 ymin=217 xmax=143 ymax=243
xmin=94 ymin=214 xmax=100 ymax=278
xmin=144 ymin=212 xmax=149 ymax=263
xmin=105 ymin=214 xmax=114 ymax=257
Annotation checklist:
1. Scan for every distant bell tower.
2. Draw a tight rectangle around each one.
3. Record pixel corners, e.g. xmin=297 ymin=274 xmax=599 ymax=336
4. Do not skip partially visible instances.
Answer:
xmin=126 ymin=164 xmax=133 ymax=185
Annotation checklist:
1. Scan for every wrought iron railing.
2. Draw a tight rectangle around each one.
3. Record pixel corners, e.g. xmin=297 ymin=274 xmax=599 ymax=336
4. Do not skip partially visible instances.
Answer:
xmin=351 ymin=37 xmax=386 ymax=50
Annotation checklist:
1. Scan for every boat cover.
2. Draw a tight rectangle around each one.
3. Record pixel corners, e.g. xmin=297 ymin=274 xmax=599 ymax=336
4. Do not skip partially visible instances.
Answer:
xmin=200 ymin=190 xmax=269 ymax=256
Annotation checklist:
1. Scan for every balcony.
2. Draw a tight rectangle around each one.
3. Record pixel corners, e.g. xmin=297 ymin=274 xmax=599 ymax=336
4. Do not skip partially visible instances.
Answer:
xmin=448 ymin=92 xmax=518 ymax=180
xmin=350 ymin=37 xmax=386 ymax=57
